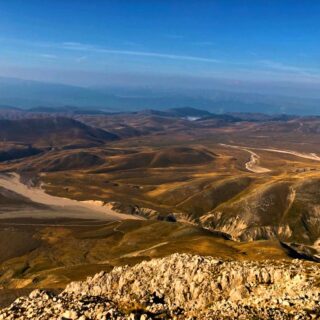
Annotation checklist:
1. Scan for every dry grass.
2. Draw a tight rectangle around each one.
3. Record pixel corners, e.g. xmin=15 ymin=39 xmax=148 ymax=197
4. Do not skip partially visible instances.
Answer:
xmin=0 ymin=220 xmax=291 ymax=292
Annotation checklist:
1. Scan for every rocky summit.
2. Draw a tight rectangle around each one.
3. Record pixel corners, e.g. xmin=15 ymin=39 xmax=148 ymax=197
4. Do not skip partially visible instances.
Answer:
xmin=1 ymin=253 xmax=319 ymax=320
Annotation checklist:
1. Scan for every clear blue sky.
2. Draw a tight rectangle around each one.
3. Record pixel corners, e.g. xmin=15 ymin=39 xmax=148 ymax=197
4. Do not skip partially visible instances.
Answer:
xmin=0 ymin=0 xmax=320 ymax=92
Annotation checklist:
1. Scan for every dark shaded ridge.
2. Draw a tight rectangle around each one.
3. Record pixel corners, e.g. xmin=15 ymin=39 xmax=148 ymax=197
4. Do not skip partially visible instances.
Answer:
xmin=0 ymin=117 xmax=119 ymax=147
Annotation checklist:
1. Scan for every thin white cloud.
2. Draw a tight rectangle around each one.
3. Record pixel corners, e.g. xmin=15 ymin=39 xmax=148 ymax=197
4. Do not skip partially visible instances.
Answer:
xmin=259 ymin=60 xmax=306 ymax=73
xmin=75 ymin=56 xmax=87 ymax=62
xmin=0 ymin=37 xmax=221 ymax=64
xmin=62 ymin=42 xmax=81 ymax=46
xmin=257 ymin=59 xmax=320 ymax=81
xmin=4 ymin=37 xmax=320 ymax=84
xmin=122 ymin=41 xmax=140 ymax=47
xmin=37 ymin=53 xmax=57 ymax=59
xmin=60 ymin=42 xmax=221 ymax=63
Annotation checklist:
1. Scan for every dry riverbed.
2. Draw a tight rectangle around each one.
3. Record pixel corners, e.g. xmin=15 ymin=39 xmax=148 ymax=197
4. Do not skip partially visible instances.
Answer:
xmin=0 ymin=173 xmax=140 ymax=221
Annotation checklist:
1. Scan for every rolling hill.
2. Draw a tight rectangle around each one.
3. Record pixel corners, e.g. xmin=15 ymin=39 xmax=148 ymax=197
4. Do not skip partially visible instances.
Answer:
xmin=0 ymin=117 xmax=118 ymax=148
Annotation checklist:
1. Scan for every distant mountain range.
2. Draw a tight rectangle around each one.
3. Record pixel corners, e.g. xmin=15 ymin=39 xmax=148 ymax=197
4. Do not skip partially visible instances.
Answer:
xmin=1 ymin=76 xmax=320 ymax=115
xmin=0 ymin=105 xmax=296 ymax=123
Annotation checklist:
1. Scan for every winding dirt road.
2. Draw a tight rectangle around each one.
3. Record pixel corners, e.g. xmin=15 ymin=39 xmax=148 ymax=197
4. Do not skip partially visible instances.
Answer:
xmin=220 ymin=144 xmax=270 ymax=173
xmin=220 ymin=143 xmax=320 ymax=173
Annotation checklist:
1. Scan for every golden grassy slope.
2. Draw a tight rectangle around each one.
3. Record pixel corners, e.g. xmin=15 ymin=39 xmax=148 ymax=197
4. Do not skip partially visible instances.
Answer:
xmin=0 ymin=220 xmax=290 ymax=292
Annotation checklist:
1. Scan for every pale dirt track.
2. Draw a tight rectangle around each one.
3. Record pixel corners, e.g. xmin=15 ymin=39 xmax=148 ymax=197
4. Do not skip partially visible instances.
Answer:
xmin=220 ymin=143 xmax=320 ymax=173
xmin=252 ymin=147 xmax=320 ymax=161
xmin=220 ymin=144 xmax=270 ymax=173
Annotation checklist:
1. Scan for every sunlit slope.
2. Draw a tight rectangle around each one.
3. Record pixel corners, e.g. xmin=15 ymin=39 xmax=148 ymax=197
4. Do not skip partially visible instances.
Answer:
xmin=0 ymin=220 xmax=290 ymax=292
xmin=1 ymin=113 xmax=320 ymax=249
xmin=14 ymin=141 xmax=319 ymax=248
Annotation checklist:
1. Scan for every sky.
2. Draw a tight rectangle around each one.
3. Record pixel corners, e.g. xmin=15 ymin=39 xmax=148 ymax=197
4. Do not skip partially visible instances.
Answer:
xmin=0 ymin=0 xmax=320 ymax=96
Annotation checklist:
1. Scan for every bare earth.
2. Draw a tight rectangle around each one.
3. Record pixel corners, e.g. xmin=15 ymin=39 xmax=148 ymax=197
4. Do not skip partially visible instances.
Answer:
xmin=0 ymin=173 xmax=139 ymax=221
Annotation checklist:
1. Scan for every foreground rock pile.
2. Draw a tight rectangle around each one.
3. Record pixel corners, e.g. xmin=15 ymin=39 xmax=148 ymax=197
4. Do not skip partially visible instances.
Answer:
xmin=1 ymin=253 xmax=319 ymax=319
xmin=0 ymin=291 xmax=127 ymax=320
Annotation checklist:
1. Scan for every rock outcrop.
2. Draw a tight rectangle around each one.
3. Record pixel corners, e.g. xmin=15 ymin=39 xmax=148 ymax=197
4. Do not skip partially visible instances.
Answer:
xmin=1 ymin=253 xmax=319 ymax=319
xmin=107 ymin=201 xmax=177 ymax=221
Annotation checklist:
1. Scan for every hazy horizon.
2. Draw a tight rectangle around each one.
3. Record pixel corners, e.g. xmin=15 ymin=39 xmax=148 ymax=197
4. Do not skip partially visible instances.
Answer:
xmin=1 ymin=0 xmax=320 ymax=105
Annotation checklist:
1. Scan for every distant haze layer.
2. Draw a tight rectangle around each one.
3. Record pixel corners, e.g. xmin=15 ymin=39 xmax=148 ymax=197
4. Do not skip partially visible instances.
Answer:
xmin=1 ymin=76 xmax=320 ymax=115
